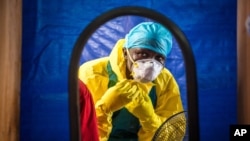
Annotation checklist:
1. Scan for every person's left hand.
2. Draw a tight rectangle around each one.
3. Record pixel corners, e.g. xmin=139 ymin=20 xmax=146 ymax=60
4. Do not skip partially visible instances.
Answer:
xmin=126 ymin=91 xmax=154 ymax=119
xmin=126 ymin=87 xmax=161 ymax=131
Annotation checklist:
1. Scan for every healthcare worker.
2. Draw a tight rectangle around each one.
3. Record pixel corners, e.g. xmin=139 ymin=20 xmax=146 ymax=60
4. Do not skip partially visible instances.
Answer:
xmin=79 ymin=79 xmax=99 ymax=141
xmin=79 ymin=22 xmax=184 ymax=141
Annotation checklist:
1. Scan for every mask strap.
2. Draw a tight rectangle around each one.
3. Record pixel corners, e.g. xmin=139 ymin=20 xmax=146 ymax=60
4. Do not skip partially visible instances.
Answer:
xmin=125 ymin=48 xmax=138 ymax=77
xmin=126 ymin=48 xmax=135 ymax=64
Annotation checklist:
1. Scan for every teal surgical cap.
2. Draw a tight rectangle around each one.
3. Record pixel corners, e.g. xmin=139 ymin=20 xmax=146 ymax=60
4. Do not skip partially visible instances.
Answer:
xmin=124 ymin=22 xmax=172 ymax=57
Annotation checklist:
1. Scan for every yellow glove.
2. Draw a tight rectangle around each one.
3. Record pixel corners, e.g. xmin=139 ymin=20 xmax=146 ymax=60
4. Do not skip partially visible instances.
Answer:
xmin=126 ymin=92 xmax=161 ymax=131
xmin=95 ymin=79 xmax=147 ymax=114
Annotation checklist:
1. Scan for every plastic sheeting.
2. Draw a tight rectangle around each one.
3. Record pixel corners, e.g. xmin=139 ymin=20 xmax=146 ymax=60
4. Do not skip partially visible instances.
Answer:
xmin=21 ymin=0 xmax=237 ymax=141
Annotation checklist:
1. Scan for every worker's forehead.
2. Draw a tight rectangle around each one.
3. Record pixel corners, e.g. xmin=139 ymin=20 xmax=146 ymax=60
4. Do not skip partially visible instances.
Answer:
xmin=128 ymin=47 xmax=163 ymax=56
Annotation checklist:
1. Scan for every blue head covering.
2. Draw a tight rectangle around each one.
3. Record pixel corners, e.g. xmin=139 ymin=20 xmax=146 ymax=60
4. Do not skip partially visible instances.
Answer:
xmin=124 ymin=22 xmax=172 ymax=57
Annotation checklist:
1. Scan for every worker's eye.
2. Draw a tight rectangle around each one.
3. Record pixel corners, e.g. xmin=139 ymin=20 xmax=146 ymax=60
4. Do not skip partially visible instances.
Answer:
xmin=136 ymin=52 xmax=149 ymax=58
xmin=155 ymin=55 xmax=165 ymax=65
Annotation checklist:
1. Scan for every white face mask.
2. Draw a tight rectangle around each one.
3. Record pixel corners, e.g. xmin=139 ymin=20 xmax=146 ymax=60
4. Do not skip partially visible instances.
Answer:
xmin=126 ymin=49 xmax=164 ymax=83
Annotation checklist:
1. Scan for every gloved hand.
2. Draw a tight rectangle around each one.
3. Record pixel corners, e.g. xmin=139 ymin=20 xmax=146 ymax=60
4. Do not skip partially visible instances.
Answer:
xmin=126 ymin=91 xmax=161 ymax=131
xmin=95 ymin=79 xmax=149 ymax=114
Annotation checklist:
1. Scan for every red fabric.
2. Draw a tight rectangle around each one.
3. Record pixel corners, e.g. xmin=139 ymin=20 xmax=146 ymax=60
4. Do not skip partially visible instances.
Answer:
xmin=79 ymin=79 xmax=99 ymax=141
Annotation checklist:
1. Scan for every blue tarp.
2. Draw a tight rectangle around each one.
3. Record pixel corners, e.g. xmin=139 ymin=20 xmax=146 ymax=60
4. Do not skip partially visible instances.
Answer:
xmin=21 ymin=0 xmax=237 ymax=141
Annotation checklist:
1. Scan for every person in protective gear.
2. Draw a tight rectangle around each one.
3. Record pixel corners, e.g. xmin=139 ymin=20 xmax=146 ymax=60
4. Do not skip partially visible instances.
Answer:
xmin=79 ymin=79 xmax=99 ymax=141
xmin=79 ymin=22 xmax=184 ymax=141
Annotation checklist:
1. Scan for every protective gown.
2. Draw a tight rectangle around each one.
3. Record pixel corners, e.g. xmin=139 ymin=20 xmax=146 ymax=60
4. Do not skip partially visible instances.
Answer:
xmin=78 ymin=39 xmax=184 ymax=141
xmin=79 ymin=79 xmax=99 ymax=141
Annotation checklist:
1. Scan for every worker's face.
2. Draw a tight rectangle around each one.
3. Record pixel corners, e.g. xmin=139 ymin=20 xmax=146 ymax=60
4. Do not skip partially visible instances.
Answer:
xmin=123 ymin=47 xmax=165 ymax=75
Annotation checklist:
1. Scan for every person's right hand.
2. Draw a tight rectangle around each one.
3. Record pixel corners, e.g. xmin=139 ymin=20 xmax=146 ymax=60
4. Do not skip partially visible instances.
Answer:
xmin=95 ymin=79 xmax=148 ymax=114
